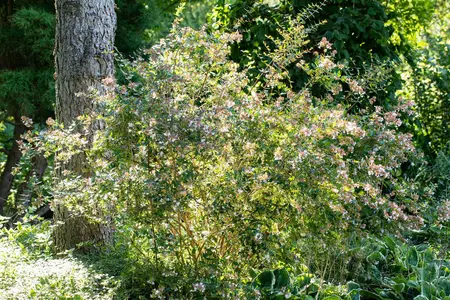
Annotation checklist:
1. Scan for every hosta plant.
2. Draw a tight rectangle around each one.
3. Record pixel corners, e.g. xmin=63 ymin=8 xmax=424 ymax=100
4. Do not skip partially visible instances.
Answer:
xmin=359 ymin=236 xmax=450 ymax=300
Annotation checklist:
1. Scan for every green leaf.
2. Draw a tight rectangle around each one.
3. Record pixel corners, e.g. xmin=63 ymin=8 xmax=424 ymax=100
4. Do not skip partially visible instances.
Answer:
xmin=393 ymin=283 xmax=405 ymax=294
xmin=348 ymin=281 xmax=360 ymax=292
xmin=249 ymin=268 xmax=258 ymax=279
xmin=424 ymin=263 xmax=439 ymax=281
xmin=416 ymin=244 xmax=430 ymax=252
xmin=369 ymin=265 xmax=382 ymax=283
xmin=297 ymin=274 xmax=314 ymax=289
xmin=383 ymin=236 xmax=397 ymax=251
xmin=274 ymin=268 xmax=291 ymax=289
xmin=435 ymin=279 xmax=450 ymax=296
xmin=308 ymin=283 xmax=319 ymax=294
xmin=375 ymin=289 xmax=398 ymax=299
xmin=349 ymin=289 xmax=361 ymax=300
xmin=422 ymin=282 xmax=437 ymax=299
xmin=423 ymin=249 xmax=436 ymax=264
xmin=323 ymin=296 xmax=342 ymax=300
xmin=406 ymin=247 xmax=420 ymax=267
xmin=254 ymin=270 xmax=275 ymax=289
xmin=359 ymin=290 xmax=381 ymax=299
xmin=367 ymin=251 xmax=386 ymax=264
xmin=414 ymin=296 xmax=429 ymax=300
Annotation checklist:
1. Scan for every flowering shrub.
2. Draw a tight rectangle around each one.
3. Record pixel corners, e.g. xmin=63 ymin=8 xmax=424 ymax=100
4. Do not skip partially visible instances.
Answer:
xmin=26 ymin=18 xmax=426 ymax=297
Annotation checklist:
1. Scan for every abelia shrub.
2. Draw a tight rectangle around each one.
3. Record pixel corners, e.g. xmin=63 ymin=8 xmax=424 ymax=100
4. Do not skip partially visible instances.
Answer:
xmin=25 ymin=18 xmax=425 ymax=293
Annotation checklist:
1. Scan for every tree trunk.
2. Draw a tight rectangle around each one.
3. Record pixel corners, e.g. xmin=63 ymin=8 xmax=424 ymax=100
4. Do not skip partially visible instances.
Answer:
xmin=53 ymin=0 xmax=116 ymax=253
xmin=0 ymin=116 xmax=26 ymax=215
xmin=7 ymin=0 xmax=13 ymax=19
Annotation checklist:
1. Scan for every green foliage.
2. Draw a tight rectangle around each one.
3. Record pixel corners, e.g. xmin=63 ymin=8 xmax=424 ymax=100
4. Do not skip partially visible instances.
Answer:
xmin=115 ymin=0 xmax=166 ymax=55
xmin=0 ymin=0 xmax=217 ymax=216
xmin=0 ymin=2 xmax=54 ymax=119
xmin=26 ymin=17 xmax=431 ymax=297
xmin=407 ymin=26 xmax=449 ymax=157
xmin=357 ymin=237 xmax=450 ymax=300
xmin=251 ymin=266 xmax=350 ymax=299
xmin=0 ymin=121 xmax=13 ymax=150
xmin=1 ymin=2 xmax=448 ymax=299
xmin=292 ymin=0 xmax=396 ymax=67
xmin=0 ymin=3 xmax=55 ymax=206
xmin=116 ymin=0 xmax=219 ymax=56
xmin=0 ymin=227 xmax=118 ymax=299
xmin=383 ymin=0 xmax=438 ymax=47
xmin=433 ymin=144 xmax=450 ymax=203
xmin=9 ymin=8 xmax=55 ymax=65
xmin=406 ymin=143 xmax=450 ymax=250
xmin=0 ymin=69 xmax=54 ymax=119
xmin=2 ymin=218 xmax=52 ymax=258
xmin=209 ymin=0 xmax=401 ymax=106
xmin=1 ymin=1 xmax=445 ymax=299
xmin=252 ymin=237 xmax=450 ymax=300
xmin=382 ymin=0 xmax=449 ymax=158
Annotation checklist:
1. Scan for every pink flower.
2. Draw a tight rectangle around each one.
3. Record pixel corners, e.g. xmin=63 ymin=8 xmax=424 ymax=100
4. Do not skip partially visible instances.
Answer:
xmin=318 ymin=37 xmax=333 ymax=50
xmin=299 ymin=127 xmax=312 ymax=137
xmin=367 ymin=157 xmax=388 ymax=178
xmin=347 ymin=79 xmax=365 ymax=95
xmin=318 ymin=57 xmax=336 ymax=71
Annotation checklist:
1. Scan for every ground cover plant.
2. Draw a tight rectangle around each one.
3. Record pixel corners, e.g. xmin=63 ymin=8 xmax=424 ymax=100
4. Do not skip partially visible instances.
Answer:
xmin=0 ymin=220 xmax=118 ymax=299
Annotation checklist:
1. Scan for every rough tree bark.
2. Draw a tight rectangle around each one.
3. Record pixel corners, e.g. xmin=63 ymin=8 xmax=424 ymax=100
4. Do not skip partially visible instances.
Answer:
xmin=53 ymin=0 xmax=116 ymax=252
